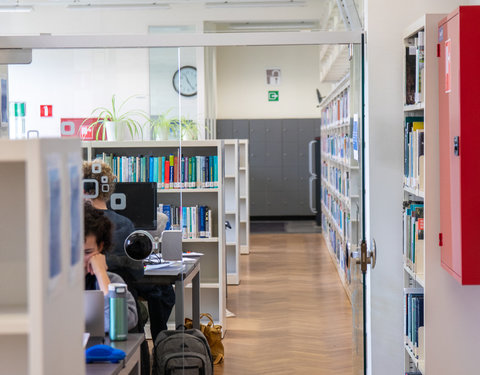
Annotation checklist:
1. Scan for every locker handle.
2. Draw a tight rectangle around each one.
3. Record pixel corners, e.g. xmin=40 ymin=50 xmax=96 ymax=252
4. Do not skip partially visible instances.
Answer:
xmin=308 ymin=140 xmax=316 ymax=176
xmin=454 ymin=136 xmax=460 ymax=156
xmin=309 ymin=175 xmax=317 ymax=214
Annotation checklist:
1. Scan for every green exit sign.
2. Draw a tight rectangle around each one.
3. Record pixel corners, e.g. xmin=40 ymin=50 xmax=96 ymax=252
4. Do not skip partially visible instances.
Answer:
xmin=268 ymin=91 xmax=279 ymax=101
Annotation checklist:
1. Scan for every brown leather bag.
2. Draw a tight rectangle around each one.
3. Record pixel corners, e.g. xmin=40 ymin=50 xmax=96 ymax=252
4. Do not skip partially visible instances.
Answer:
xmin=185 ymin=313 xmax=224 ymax=365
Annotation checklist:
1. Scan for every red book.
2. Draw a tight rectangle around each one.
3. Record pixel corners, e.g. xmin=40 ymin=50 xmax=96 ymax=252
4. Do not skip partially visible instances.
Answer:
xmin=165 ymin=160 xmax=170 ymax=188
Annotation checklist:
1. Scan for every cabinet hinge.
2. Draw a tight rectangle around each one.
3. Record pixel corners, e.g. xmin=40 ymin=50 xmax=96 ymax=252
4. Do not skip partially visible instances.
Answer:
xmin=439 ymin=233 xmax=443 ymax=247
xmin=437 ymin=44 xmax=441 ymax=57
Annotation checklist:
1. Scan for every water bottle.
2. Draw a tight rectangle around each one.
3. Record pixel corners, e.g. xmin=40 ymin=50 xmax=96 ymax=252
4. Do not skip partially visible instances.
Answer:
xmin=108 ymin=283 xmax=128 ymax=341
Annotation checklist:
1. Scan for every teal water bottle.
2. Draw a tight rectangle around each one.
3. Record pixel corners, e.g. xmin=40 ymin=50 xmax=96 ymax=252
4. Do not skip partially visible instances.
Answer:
xmin=108 ymin=283 xmax=128 ymax=341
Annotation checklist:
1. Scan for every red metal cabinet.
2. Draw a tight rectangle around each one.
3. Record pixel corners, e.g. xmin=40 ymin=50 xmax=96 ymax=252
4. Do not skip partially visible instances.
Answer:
xmin=438 ymin=6 xmax=480 ymax=284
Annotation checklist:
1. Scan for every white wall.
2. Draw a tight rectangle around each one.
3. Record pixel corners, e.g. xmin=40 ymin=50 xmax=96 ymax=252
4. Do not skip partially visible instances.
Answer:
xmin=8 ymin=48 xmax=150 ymax=138
xmin=364 ymin=1 xmax=466 ymax=374
xmin=216 ymin=45 xmax=333 ymax=119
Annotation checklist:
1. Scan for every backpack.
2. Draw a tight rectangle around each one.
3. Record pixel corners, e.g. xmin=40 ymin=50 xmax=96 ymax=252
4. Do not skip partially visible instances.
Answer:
xmin=152 ymin=328 xmax=213 ymax=375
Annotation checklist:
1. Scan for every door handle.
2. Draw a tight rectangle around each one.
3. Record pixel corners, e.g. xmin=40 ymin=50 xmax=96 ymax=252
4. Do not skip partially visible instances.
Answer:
xmin=309 ymin=175 xmax=317 ymax=214
xmin=350 ymin=238 xmax=376 ymax=272
xmin=308 ymin=140 xmax=316 ymax=176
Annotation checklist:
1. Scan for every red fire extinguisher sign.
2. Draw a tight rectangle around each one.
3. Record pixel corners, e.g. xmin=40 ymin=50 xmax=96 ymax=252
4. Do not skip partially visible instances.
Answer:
xmin=40 ymin=105 xmax=53 ymax=117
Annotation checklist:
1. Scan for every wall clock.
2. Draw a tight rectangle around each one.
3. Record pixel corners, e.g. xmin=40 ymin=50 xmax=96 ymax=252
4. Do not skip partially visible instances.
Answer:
xmin=172 ymin=65 xmax=197 ymax=97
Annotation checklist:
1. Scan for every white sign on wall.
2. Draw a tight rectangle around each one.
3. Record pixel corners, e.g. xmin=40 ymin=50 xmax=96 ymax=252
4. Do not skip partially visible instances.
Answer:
xmin=266 ymin=68 xmax=281 ymax=85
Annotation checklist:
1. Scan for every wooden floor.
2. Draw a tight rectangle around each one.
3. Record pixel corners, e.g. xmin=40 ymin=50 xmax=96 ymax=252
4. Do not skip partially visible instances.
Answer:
xmin=214 ymin=233 xmax=354 ymax=375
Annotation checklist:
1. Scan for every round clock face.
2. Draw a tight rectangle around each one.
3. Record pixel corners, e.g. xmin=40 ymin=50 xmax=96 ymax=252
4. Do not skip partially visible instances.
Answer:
xmin=172 ymin=66 xmax=197 ymax=97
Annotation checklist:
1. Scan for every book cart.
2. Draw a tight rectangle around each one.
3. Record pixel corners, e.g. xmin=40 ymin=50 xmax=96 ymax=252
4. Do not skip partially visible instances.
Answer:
xmin=82 ymin=140 xmax=227 ymax=331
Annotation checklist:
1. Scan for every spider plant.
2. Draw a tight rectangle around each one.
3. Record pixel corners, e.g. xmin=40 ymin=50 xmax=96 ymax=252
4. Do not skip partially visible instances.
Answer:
xmin=84 ymin=95 xmax=149 ymax=141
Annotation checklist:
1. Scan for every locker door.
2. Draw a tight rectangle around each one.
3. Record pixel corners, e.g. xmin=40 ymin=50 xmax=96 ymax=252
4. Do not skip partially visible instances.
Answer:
xmin=438 ymin=12 xmax=462 ymax=279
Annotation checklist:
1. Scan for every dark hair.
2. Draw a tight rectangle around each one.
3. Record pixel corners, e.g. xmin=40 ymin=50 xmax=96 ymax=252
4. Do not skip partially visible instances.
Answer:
xmin=84 ymin=202 xmax=113 ymax=253
xmin=82 ymin=159 xmax=116 ymax=202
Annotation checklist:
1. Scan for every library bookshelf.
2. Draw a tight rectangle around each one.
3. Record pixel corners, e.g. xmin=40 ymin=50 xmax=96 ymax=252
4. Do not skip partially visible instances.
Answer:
xmin=224 ymin=139 xmax=240 ymax=285
xmin=319 ymin=74 xmax=361 ymax=301
xmin=82 ymin=140 xmax=227 ymax=330
xmin=0 ymin=138 xmax=84 ymax=375
xmin=402 ymin=14 xmax=444 ymax=375
xmin=238 ymin=139 xmax=250 ymax=255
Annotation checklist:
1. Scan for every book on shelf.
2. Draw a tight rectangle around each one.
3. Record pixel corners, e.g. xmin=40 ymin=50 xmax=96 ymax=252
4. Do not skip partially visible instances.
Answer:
xmin=94 ymin=152 xmax=218 ymax=189
xmin=403 ymin=202 xmax=424 ymax=274
xmin=403 ymin=117 xmax=424 ymax=192
xmin=405 ymin=31 xmax=425 ymax=105
xmin=404 ymin=291 xmax=424 ymax=358
xmin=159 ymin=204 xmax=212 ymax=239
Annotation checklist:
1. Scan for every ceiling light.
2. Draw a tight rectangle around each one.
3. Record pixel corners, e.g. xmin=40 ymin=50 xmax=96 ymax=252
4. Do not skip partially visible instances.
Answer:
xmin=206 ymin=1 xmax=306 ymax=8
xmin=67 ymin=3 xmax=170 ymax=10
xmin=0 ymin=6 xmax=33 ymax=12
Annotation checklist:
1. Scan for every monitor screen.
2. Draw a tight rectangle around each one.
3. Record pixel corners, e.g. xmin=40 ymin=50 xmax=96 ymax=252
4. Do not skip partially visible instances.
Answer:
xmin=107 ymin=182 xmax=157 ymax=230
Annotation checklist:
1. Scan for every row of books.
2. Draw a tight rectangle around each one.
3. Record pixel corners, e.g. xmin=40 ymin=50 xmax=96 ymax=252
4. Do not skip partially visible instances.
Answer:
xmin=403 ymin=202 xmax=424 ymax=274
xmin=159 ymin=204 xmax=213 ymax=239
xmin=96 ymin=152 xmax=219 ymax=189
xmin=405 ymin=30 xmax=425 ymax=105
xmin=322 ymin=186 xmax=351 ymax=240
xmin=404 ymin=290 xmax=424 ymax=358
xmin=322 ymin=162 xmax=350 ymax=197
xmin=321 ymin=88 xmax=350 ymax=127
xmin=321 ymin=133 xmax=351 ymax=163
xmin=322 ymin=217 xmax=351 ymax=284
xmin=404 ymin=117 xmax=424 ymax=192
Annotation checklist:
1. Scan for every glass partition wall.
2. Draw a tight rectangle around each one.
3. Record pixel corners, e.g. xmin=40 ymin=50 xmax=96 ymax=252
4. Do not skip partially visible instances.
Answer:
xmin=4 ymin=38 xmax=365 ymax=373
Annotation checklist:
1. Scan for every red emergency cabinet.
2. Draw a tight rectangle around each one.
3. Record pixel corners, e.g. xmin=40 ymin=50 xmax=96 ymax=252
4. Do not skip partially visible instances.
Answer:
xmin=438 ymin=6 xmax=480 ymax=284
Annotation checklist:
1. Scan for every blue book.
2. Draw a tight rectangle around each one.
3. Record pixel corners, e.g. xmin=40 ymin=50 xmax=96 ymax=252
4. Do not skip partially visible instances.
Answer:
xmin=153 ymin=157 xmax=158 ymax=183
xmin=213 ymin=155 xmax=218 ymax=187
xmin=182 ymin=206 xmax=187 ymax=239
xmin=199 ymin=206 xmax=206 ymax=237
xmin=181 ymin=157 xmax=185 ymax=188
xmin=161 ymin=156 xmax=165 ymax=188
xmin=162 ymin=204 xmax=171 ymax=231
xmin=148 ymin=156 xmax=153 ymax=182
xmin=205 ymin=156 xmax=210 ymax=188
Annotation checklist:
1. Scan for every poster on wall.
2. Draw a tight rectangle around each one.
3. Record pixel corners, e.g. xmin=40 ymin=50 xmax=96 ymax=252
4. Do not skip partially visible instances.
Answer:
xmin=46 ymin=153 xmax=62 ymax=295
xmin=60 ymin=118 xmax=106 ymax=140
xmin=266 ymin=68 xmax=281 ymax=85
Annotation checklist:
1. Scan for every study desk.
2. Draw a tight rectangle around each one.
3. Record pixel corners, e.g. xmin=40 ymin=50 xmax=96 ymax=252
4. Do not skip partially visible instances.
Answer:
xmin=135 ymin=258 xmax=201 ymax=331
xmin=86 ymin=333 xmax=144 ymax=375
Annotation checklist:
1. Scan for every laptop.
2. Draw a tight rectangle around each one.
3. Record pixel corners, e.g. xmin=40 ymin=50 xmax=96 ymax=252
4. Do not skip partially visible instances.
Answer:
xmin=84 ymin=290 xmax=105 ymax=347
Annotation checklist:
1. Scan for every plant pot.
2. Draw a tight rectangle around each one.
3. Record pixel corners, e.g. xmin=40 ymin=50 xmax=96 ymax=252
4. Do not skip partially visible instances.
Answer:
xmin=152 ymin=127 xmax=170 ymax=141
xmin=104 ymin=121 xmax=130 ymax=141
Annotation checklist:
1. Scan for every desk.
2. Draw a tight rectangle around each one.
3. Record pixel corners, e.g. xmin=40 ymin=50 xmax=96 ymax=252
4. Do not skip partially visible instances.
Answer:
xmin=86 ymin=333 xmax=144 ymax=375
xmin=136 ymin=258 xmax=200 ymax=331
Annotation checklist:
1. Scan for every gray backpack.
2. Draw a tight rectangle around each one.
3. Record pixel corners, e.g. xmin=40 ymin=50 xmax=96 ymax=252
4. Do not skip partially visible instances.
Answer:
xmin=152 ymin=328 xmax=213 ymax=375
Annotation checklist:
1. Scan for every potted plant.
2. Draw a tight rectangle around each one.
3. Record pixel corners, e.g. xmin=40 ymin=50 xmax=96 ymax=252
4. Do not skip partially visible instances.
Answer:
xmin=85 ymin=95 xmax=148 ymax=141
xmin=149 ymin=109 xmax=174 ymax=141
xmin=180 ymin=117 xmax=199 ymax=140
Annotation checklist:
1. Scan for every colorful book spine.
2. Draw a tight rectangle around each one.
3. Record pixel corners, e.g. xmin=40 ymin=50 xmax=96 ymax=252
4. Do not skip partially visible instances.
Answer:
xmin=164 ymin=160 xmax=170 ymax=188
xmin=169 ymin=155 xmax=174 ymax=189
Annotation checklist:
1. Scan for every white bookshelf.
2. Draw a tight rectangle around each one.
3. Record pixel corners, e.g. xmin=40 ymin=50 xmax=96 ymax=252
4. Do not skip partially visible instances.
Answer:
xmin=224 ymin=139 xmax=240 ymax=285
xmin=83 ymin=140 xmax=227 ymax=329
xmin=238 ymin=139 xmax=250 ymax=255
xmin=319 ymin=75 xmax=361 ymax=300
xmin=402 ymin=15 xmax=444 ymax=375
xmin=0 ymin=138 xmax=84 ymax=375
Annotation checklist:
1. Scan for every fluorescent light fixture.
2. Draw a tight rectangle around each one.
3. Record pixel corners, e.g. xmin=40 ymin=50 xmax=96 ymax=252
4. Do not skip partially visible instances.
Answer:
xmin=228 ymin=21 xmax=316 ymax=30
xmin=206 ymin=1 xmax=306 ymax=8
xmin=67 ymin=3 xmax=170 ymax=10
xmin=0 ymin=6 xmax=33 ymax=12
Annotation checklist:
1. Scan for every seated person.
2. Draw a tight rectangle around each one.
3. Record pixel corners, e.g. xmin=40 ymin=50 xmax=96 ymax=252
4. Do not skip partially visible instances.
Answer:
xmin=83 ymin=160 xmax=175 ymax=341
xmin=84 ymin=202 xmax=138 ymax=332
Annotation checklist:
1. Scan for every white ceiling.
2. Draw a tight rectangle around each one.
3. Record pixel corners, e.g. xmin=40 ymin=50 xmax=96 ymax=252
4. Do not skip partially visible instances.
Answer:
xmin=1 ymin=0 xmax=358 ymax=85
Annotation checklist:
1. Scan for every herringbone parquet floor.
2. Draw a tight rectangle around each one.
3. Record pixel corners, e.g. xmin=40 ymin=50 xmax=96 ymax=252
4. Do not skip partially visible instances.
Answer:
xmin=214 ymin=233 xmax=353 ymax=375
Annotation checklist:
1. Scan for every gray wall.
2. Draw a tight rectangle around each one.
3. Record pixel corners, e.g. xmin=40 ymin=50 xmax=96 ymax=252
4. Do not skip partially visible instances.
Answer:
xmin=217 ymin=118 xmax=320 ymax=217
